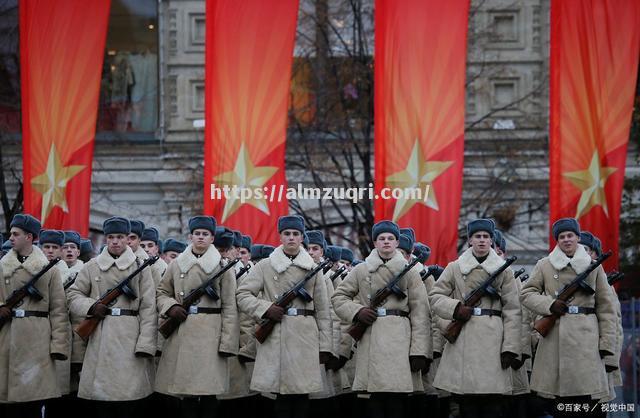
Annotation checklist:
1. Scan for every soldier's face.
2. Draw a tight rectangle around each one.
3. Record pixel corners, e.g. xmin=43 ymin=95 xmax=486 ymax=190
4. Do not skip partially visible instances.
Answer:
xmin=308 ymin=244 xmax=324 ymax=262
xmin=127 ymin=234 xmax=141 ymax=251
xmin=557 ymin=231 xmax=579 ymax=256
xmin=62 ymin=243 xmax=80 ymax=264
xmin=239 ymin=248 xmax=251 ymax=264
xmin=162 ymin=251 xmax=179 ymax=262
xmin=375 ymin=233 xmax=398 ymax=258
xmin=140 ymin=240 xmax=159 ymax=256
xmin=41 ymin=243 xmax=61 ymax=261
xmin=107 ymin=234 xmax=128 ymax=256
xmin=9 ymin=227 xmax=33 ymax=254
xmin=340 ymin=259 xmax=352 ymax=269
xmin=280 ymin=229 xmax=303 ymax=255
xmin=469 ymin=231 xmax=491 ymax=257
xmin=190 ymin=229 xmax=214 ymax=253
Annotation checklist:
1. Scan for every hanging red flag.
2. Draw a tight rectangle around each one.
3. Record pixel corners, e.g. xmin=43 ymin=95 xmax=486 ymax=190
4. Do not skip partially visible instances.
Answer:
xmin=549 ymin=0 xmax=640 ymax=270
xmin=21 ymin=0 xmax=110 ymax=236
xmin=204 ymin=0 xmax=298 ymax=245
xmin=374 ymin=0 xmax=469 ymax=266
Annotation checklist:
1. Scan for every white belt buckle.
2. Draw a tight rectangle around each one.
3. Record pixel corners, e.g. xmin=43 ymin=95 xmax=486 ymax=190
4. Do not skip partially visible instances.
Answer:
xmin=376 ymin=307 xmax=387 ymax=317
xmin=568 ymin=306 xmax=579 ymax=314
xmin=287 ymin=308 xmax=298 ymax=316
xmin=189 ymin=306 xmax=198 ymax=315
xmin=473 ymin=307 xmax=482 ymax=316
xmin=14 ymin=309 xmax=25 ymax=318
xmin=111 ymin=308 xmax=121 ymax=316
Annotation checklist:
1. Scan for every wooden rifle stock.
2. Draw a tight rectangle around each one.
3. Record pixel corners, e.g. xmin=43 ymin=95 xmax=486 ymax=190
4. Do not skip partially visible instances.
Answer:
xmin=254 ymin=260 xmax=331 ymax=344
xmin=158 ymin=258 xmax=239 ymax=338
xmin=347 ymin=258 xmax=420 ymax=341
xmin=443 ymin=256 xmax=517 ymax=343
xmin=0 ymin=257 xmax=60 ymax=331
xmin=75 ymin=256 xmax=158 ymax=342
xmin=534 ymin=251 xmax=611 ymax=337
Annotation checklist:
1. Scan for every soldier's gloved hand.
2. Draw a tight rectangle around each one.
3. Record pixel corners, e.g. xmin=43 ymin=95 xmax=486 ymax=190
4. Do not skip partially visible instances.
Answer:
xmin=409 ymin=355 xmax=428 ymax=372
xmin=433 ymin=351 xmax=442 ymax=359
xmin=263 ymin=304 xmax=285 ymax=322
xmin=70 ymin=363 xmax=82 ymax=374
xmin=319 ymin=351 xmax=332 ymax=365
xmin=510 ymin=356 xmax=525 ymax=370
xmin=356 ymin=307 xmax=378 ymax=325
xmin=326 ymin=355 xmax=341 ymax=371
xmin=88 ymin=302 xmax=108 ymax=319
xmin=550 ymin=300 xmax=568 ymax=315
xmin=50 ymin=353 xmax=67 ymax=361
xmin=500 ymin=351 xmax=518 ymax=369
xmin=337 ymin=356 xmax=349 ymax=370
xmin=167 ymin=305 xmax=188 ymax=322
xmin=238 ymin=355 xmax=255 ymax=364
xmin=453 ymin=304 xmax=473 ymax=321
xmin=605 ymin=364 xmax=618 ymax=373
xmin=0 ymin=305 xmax=11 ymax=320
xmin=219 ymin=351 xmax=234 ymax=358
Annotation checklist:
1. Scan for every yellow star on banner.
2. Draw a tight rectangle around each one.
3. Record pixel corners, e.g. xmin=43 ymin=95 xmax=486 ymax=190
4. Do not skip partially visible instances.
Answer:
xmin=213 ymin=143 xmax=279 ymax=222
xmin=386 ymin=139 xmax=453 ymax=221
xmin=563 ymin=150 xmax=617 ymax=219
xmin=31 ymin=144 xmax=86 ymax=221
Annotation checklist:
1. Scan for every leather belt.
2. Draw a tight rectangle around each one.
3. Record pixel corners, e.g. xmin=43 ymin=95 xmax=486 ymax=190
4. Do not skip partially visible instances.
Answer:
xmin=285 ymin=308 xmax=315 ymax=317
xmin=376 ymin=308 xmax=409 ymax=318
xmin=188 ymin=306 xmax=222 ymax=315
xmin=471 ymin=308 xmax=502 ymax=317
xmin=12 ymin=310 xmax=48 ymax=318
xmin=566 ymin=306 xmax=596 ymax=315
xmin=106 ymin=308 xmax=138 ymax=317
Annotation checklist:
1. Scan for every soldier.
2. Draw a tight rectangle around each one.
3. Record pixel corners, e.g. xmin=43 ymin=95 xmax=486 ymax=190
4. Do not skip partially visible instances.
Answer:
xmin=40 ymin=229 xmax=64 ymax=262
xmin=214 ymin=227 xmax=236 ymax=260
xmin=239 ymin=235 xmax=253 ymax=269
xmin=0 ymin=214 xmax=70 ymax=418
xmin=155 ymin=216 xmax=238 ymax=418
xmin=340 ymin=247 xmax=354 ymax=269
xmin=580 ymin=231 xmax=623 ymax=404
xmin=231 ymin=230 xmax=243 ymax=261
xmin=140 ymin=227 xmax=161 ymax=257
xmin=332 ymin=220 xmax=431 ymax=418
xmin=67 ymin=217 xmax=157 ymax=418
xmin=237 ymin=215 xmax=332 ymax=418
xmin=162 ymin=239 xmax=187 ymax=264
xmin=429 ymin=219 xmax=521 ymax=418
xmin=521 ymin=218 xmax=616 ymax=417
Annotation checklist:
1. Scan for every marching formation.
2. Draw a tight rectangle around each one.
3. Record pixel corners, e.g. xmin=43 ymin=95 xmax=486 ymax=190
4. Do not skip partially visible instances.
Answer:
xmin=0 ymin=213 xmax=623 ymax=418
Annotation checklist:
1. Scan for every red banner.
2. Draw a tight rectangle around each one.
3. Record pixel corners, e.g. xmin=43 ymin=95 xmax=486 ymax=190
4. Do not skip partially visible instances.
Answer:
xmin=204 ymin=0 xmax=298 ymax=245
xmin=549 ymin=0 xmax=640 ymax=270
xmin=374 ymin=0 xmax=469 ymax=266
xmin=21 ymin=0 xmax=110 ymax=235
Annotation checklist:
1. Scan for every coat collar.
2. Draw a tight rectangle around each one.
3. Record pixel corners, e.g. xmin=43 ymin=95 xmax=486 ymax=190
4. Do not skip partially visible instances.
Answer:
xmin=364 ymin=249 xmax=406 ymax=274
xmin=1 ymin=246 xmax=50 ymax=277
xmin=269 ymin=245 xmax=315 ymax=273
xmin=134 ymin=246 xmax=149 ymax=260
xmin=96 ymin=246 xmax=137 ymax=271
xmin=176 ymin=244 xmax=221 ymax=275
xmin=458 ymin=247 xmax=504 ymax=275
xmin=548 ymin=244 xmax=591 ymax=274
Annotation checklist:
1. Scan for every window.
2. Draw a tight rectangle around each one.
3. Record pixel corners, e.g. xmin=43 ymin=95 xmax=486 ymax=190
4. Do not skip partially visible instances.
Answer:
xmin=97 ymin=0 xmax=158 ymax=135
xmin=0 ymin=0 xmax=19 ymax=133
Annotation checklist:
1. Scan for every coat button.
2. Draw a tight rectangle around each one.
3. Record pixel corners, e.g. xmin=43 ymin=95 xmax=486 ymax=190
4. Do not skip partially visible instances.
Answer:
xmin=553 ymin=274 xmax=559 ymax=279
xmin=273 ymin=276 xmax=278 ymax=281
xmin=94 ymin=277 xmax=100 ymax=281
xmin=179 ymin=291 xmax=184 ymax=296
xmin=180 ymin=274 xmax=185 ymax=279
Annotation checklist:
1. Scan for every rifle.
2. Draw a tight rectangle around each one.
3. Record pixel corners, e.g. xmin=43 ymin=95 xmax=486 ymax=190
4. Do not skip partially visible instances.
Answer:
xmin=236 ymin=263 xmax=252 ymax=280
xmin=329 ymin=265 xmax=347 ymax=282
xmin=519 ymin=273 xmax=529 ymax=283
xmin=75 ymin=256 xmax=159 ymax=342
xmin=159 ymin=258 xmax=239 ymax=338
xmin=443 ymin=256 xmax=517 ymax=344
xmin=63 ymin=272 xmax=79 ymax=290
xmin=607 ymin=271 xmax=624 ymax=286
xmin=0 ymin=257 xmax=60 ymax=331
xmin=254 ymin=259 xmax=332 ymax=344
xmin=347 ymin=257 xmax=421 ymax=341
xmin=534 ymin=251 xmax=612 ymax=337
xmin=513 ymin=268 xmax=525 ymax=279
